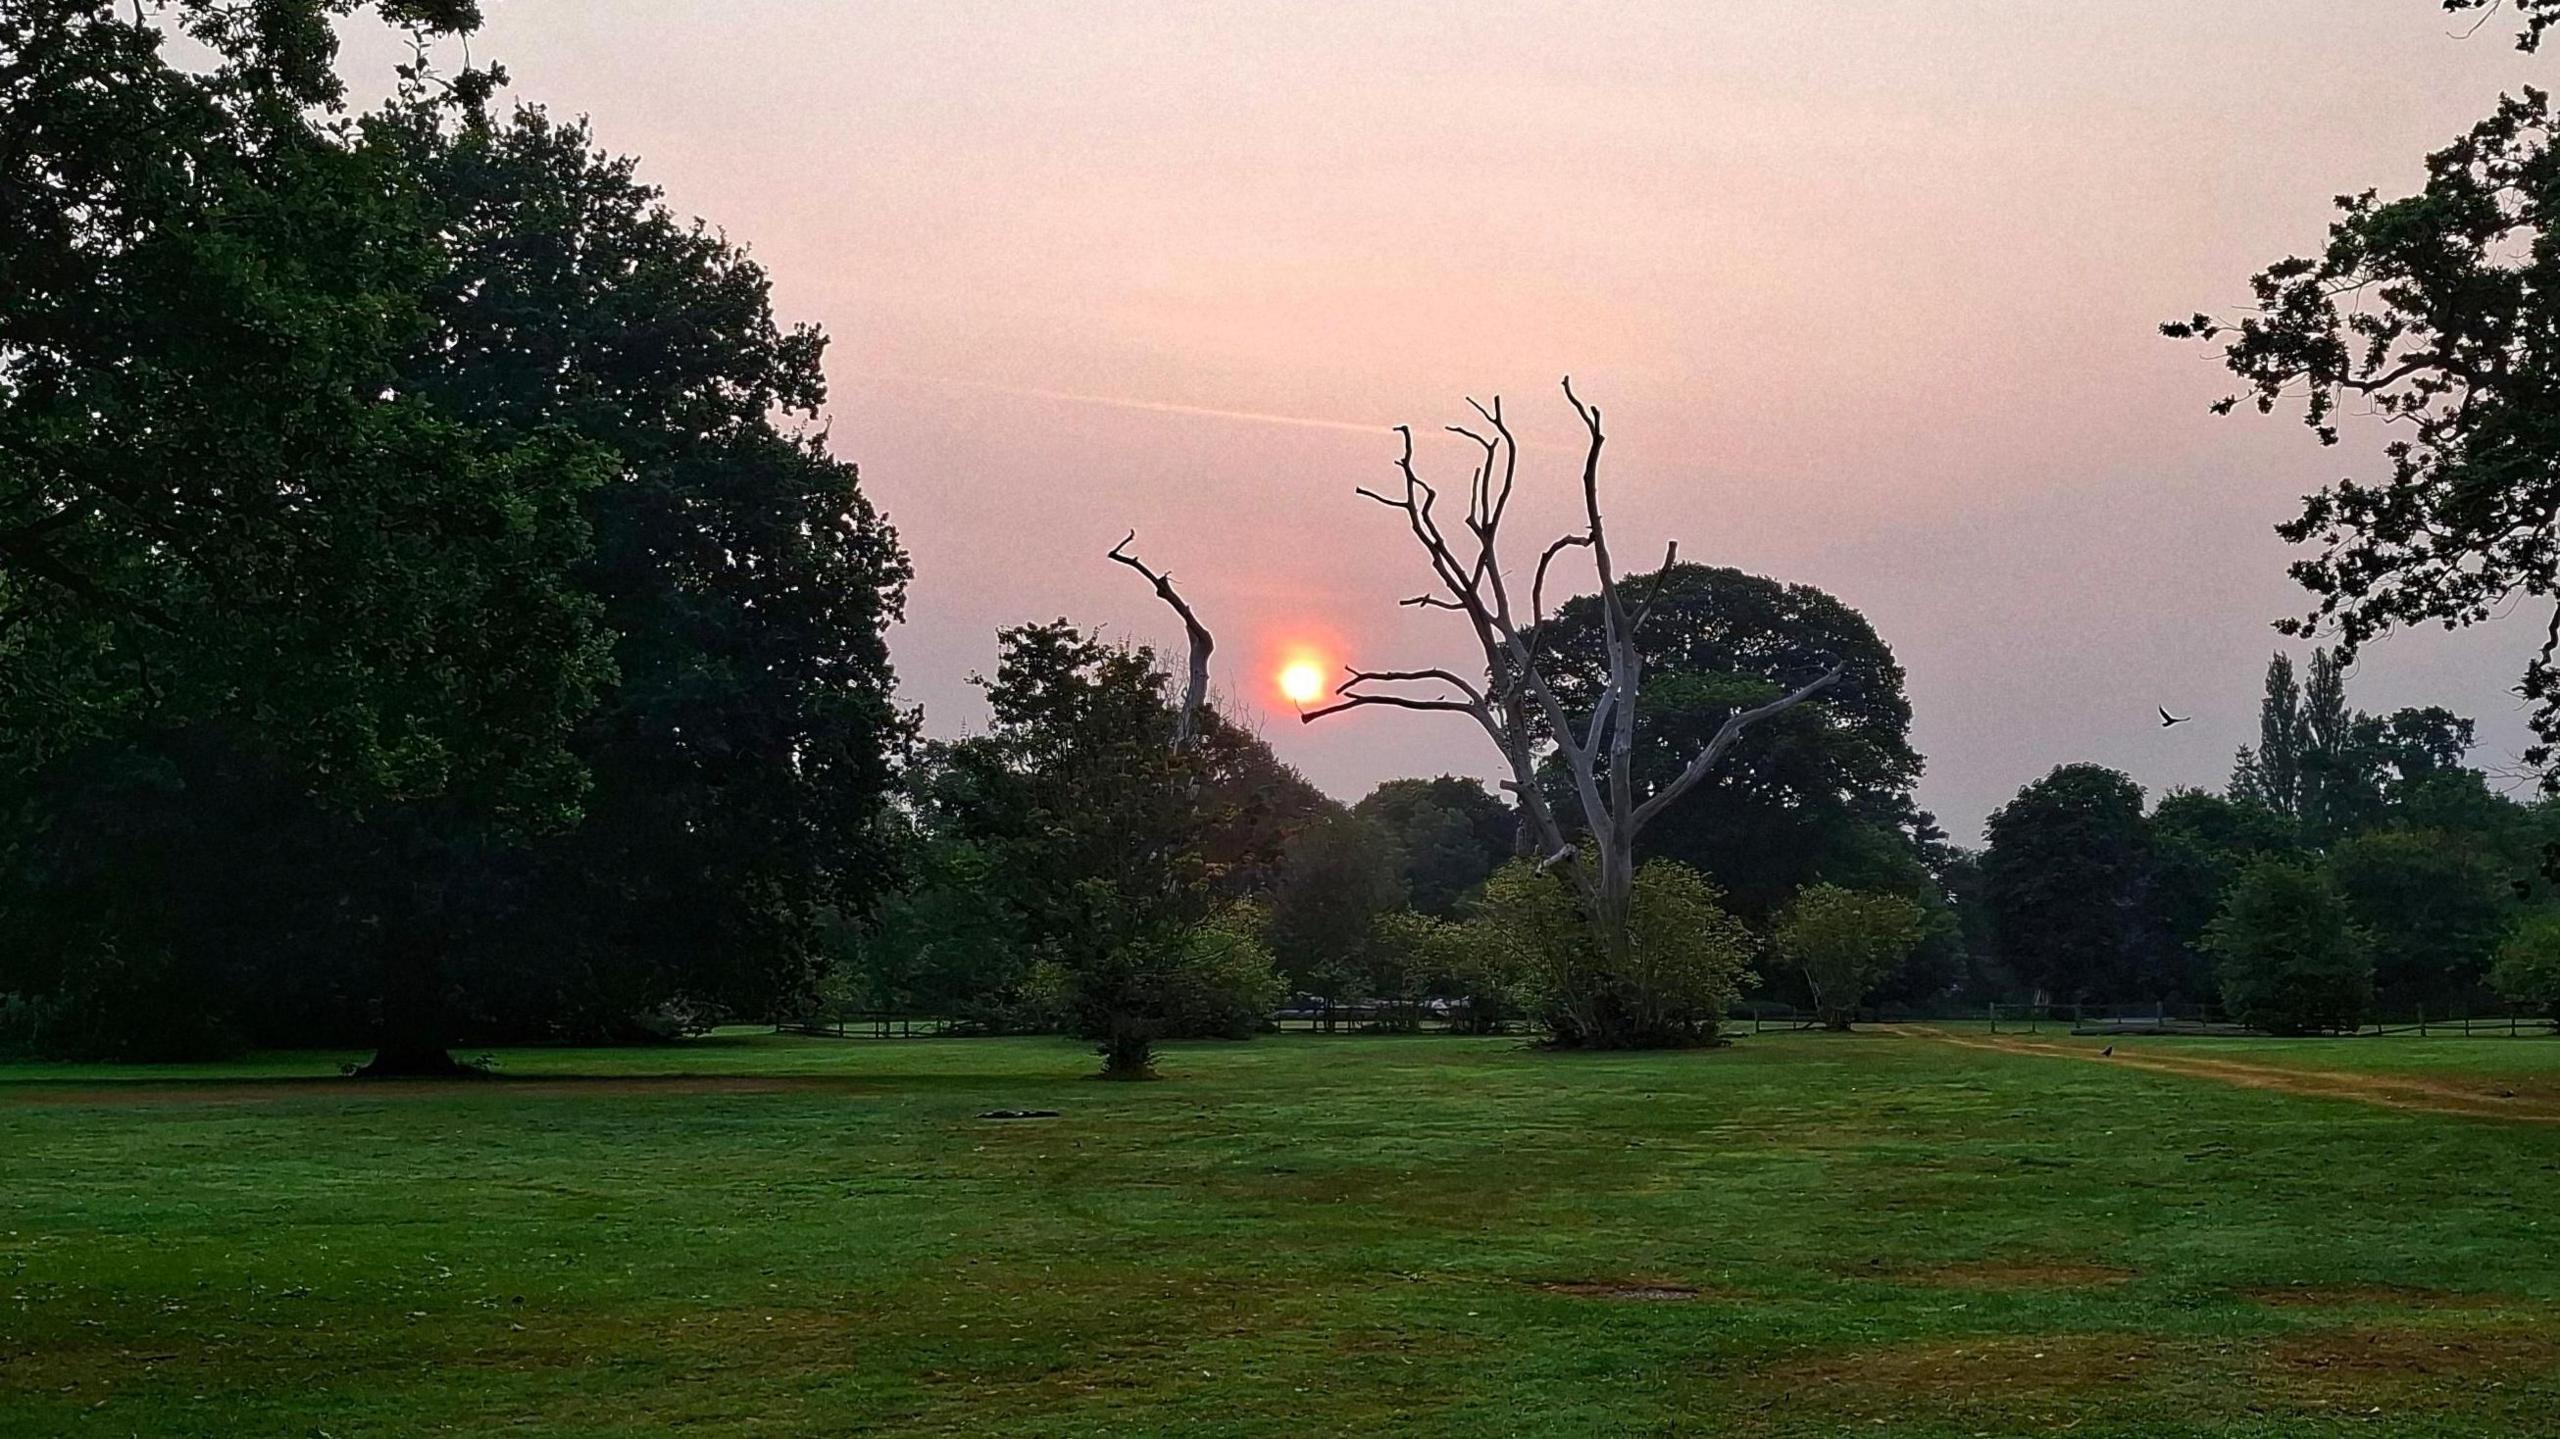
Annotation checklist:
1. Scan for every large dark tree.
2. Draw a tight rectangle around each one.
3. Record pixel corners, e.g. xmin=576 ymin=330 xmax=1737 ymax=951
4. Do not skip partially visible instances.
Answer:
xmin=0 ymin=3 xmax=613 ymax=1070
xmin=1981 ymin=766 xmax=2162 ymax=1004
xmin=383 ymin=107 xmax=911 ymax=1034
xmin=1529 ymin=563 xmax=1925 ymax=920
xmin=1 ymin=6 xmax=910 ymax=1067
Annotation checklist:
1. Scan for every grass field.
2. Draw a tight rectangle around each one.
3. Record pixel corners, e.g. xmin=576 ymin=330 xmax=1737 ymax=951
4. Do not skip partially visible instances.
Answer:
xmin=7 ymin=1027 xmax=2560 ymax=1437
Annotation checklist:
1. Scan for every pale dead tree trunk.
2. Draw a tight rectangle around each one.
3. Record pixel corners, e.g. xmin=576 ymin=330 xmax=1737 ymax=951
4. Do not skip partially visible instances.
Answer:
xmin=1303 ymin=379 xmax=1840 ymax=1041
xmin=1108 ymin=530 xmax=1214 ymax=752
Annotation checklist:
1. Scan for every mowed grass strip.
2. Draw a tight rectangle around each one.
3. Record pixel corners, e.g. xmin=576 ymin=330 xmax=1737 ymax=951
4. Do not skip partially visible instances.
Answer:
xmin=5 ymin=1031 xmax=2560 ymax=1437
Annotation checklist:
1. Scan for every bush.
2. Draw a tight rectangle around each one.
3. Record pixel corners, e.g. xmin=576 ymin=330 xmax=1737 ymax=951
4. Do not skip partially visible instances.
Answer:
xmin=2205 ymin=859 xmax=2373 ymax=1035
xmin=2489 ymin=912 xmax=2560 ymax=1022
xmin=1775 ymin=884 xmax=1929 ymax=1030
xmin=1479 ymin=859 xmax=1755 ymax=1048
xmin=1069 ymin=907 xmax=1283 ymax=1076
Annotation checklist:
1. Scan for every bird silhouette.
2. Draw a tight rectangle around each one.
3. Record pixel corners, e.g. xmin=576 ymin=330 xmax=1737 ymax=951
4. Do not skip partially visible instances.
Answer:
xmin=2158 ymin=707 xmax=2189 ymax=728
xmin=2099 ymin=1044 xmax=2115 ymax=1057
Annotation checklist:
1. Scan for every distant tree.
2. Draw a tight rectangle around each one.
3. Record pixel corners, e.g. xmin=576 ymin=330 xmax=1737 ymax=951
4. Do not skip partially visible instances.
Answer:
xmin=2328 ymin=830 xmax=2512 ymax=1010
xmin=2207 ymin=860 xmax=2375 ymax=1035
xmin=1372 ymin=906 xmax=1525 ymax=1029
xmin=1982 ymin=766 xmax=2160 ymax=1003
xmin=2149 ymin=790 xmax=2299 ymax=1001
xmin=1774 ymin=885 xmax=1928 ymax=1031
xmin=1267 ymin=810 xmax=1407 ymax=997
xmin=1530 ymin=564 xmax=1923 ymax=922
xmin=2232 ymin=654 xmax=2306 ymax=821
xmin=2170 ymin=67 xmax=2560 ymax=789
xmin=1353 ymin=776 xmax=1514 ymax=915
xmin=834 ymin=830 xmax=1036 ymax=1030
xmin=2231 ymin=649 xmax=2391 ymax=844
xmin=2489 ymin=912 xmax=2560 ymax=1020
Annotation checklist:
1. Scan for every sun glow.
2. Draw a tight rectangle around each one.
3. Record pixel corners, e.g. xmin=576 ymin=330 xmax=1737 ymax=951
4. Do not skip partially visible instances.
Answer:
xmin=1278 ymin=660 xmax=1326 ymax=707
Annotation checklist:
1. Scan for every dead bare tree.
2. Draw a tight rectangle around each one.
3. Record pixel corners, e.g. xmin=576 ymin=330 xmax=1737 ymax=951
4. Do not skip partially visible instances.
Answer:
xmin=1303 ymin=379 xmax=1841 ymax=1030
xmin=1108 ymin=530 xmax=1214 ymax=751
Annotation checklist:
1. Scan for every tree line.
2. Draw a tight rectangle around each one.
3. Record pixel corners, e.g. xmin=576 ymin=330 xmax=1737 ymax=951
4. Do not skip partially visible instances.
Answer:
xmin=13 ymin=1 xmax=2560 ymax=1073
xmin=1978 ymin=652 xmax=2560 ymax=1032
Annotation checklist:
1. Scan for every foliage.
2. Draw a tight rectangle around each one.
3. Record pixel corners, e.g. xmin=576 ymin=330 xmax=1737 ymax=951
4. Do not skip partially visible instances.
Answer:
xmin=2207 ymin=859 xmax=2375 ymax=1035
xmin=1774 ymin=884 xmax=1928 ymax=1030
xmin=1479 ymin=859 xmax=1755 ymax=1048
xmin=1981 ymin=765 xmax=2162 ymax=1002
xmin=1267 ymin=810 xmax=1407 ymax=996
xmin=1352 ymin=776 xmax=1515 ymax=916
xmin=2328 ymin=829 xmax=2511 ymax=1010
xmin=2489 ymin=912 xmax=2560 ymax=1019
xmin=0 ymin=4 xmax=628 ymax=1070
xmin=2171 ymin=84 xmax=2560 ymax=786
xmin=1357 ymin=908 xmax=1534 ymax=1032
xmin=2148 ymin=789 xmax=2302 ymax=1000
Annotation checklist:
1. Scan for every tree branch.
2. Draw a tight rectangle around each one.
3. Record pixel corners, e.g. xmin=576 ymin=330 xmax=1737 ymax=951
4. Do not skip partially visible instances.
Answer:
xmin=1629 ymin=665 xmax=1844 ymax=833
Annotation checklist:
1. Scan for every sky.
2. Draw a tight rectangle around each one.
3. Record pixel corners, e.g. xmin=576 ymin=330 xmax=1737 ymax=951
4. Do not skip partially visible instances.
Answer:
xmin=347 ymin=2 xmax=2551 ymax=841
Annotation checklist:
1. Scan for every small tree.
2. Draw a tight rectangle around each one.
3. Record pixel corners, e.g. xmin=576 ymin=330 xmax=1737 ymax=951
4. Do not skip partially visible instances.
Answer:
xmin=1775 ymin=884 xmax=1928 ymax=1031
xmin=2489 ymin=913 xmax=2560 ymax=1023
xmin=2206 ymin=859 xmax=2374 ymax=1035
xmin=1303 ymin=383 xmax=1838 ymax=1048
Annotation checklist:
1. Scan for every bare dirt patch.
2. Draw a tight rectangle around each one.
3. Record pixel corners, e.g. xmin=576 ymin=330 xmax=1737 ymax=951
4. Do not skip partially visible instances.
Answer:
xmin=1774 ymin=1332 xmax=2167 ymax=1403
xmin=1901 ymin=1026 xmax=2560 ymax=1124
xmin=1901 ymin=1259 xmax=2136 ymax=1290
xmin=2242 ymin=1284 xmax=2512 ymax=1311
xmin=2255 ymin=1324 xmax=2560 ymax=1406
xmin=1540 ymin=1281 xmax=1704 ymax=1302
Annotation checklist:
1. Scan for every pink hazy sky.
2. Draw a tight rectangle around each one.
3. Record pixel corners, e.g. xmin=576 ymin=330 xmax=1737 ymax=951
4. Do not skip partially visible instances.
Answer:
xmin=353 ymin=2 xmax=2547 ymax=839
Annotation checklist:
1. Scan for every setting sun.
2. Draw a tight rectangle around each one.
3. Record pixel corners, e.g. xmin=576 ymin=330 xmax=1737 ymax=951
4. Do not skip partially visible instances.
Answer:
xmin=1278 ymin=660 xmax=1326 ymax=706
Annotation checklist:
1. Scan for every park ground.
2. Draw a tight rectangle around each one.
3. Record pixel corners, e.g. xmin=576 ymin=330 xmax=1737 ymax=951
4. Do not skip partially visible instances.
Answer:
xmin=5 ymin=1027 xmax=2560 ymax=1437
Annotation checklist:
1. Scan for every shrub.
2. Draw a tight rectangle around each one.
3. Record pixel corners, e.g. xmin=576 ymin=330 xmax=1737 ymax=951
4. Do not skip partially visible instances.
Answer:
xmin=1069 ymin=907 xmax=1283 ymax=1076
xmin=1775 ymin=884 xmax=1929 ymax=1030
xmin=1480 ymin=859 xmax=1755 ymax=1048
xmin=2489 ymin=912 xmax=2560 ymax=1022
xmin=2205 ymin=859 xmax=2373 ymax=1035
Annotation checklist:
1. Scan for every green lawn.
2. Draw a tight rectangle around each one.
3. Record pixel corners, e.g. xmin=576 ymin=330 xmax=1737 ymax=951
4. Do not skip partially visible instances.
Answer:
xmin=6 ymin=1029 xmax=2559 ymax=1437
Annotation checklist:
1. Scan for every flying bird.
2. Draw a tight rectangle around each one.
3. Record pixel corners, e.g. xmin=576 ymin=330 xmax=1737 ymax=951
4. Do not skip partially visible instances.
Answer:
xmin=2100 ymin=1044 xmax=2114 ymax=1057
xmin=2158 ymin=707 xmax=2190 ymax=728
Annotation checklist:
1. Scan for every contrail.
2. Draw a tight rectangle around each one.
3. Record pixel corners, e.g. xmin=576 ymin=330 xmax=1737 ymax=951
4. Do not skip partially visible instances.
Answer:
xmin=849 ymin=371 xmax=1394 ymax=437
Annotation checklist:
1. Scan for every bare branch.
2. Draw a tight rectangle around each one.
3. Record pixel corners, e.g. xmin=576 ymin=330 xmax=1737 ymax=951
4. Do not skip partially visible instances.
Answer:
xmin=1629 ymin=540 xmax=1680 ymax=636
xmin=1629 ymin=665 xmax=1845 ymax=833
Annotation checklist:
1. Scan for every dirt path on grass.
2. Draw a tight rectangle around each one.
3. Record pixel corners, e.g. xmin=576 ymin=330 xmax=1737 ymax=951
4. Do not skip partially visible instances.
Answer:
xmin=1900 ymin=1025 xmax=2560 ymax=1124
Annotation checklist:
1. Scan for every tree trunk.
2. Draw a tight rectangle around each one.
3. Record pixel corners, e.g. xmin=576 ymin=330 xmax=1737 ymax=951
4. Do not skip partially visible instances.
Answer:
xmin=355 ymin=924 xmax=467 ymax=1078
xmin=1098 ymin=1025 xmax=1155 ymax=1080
